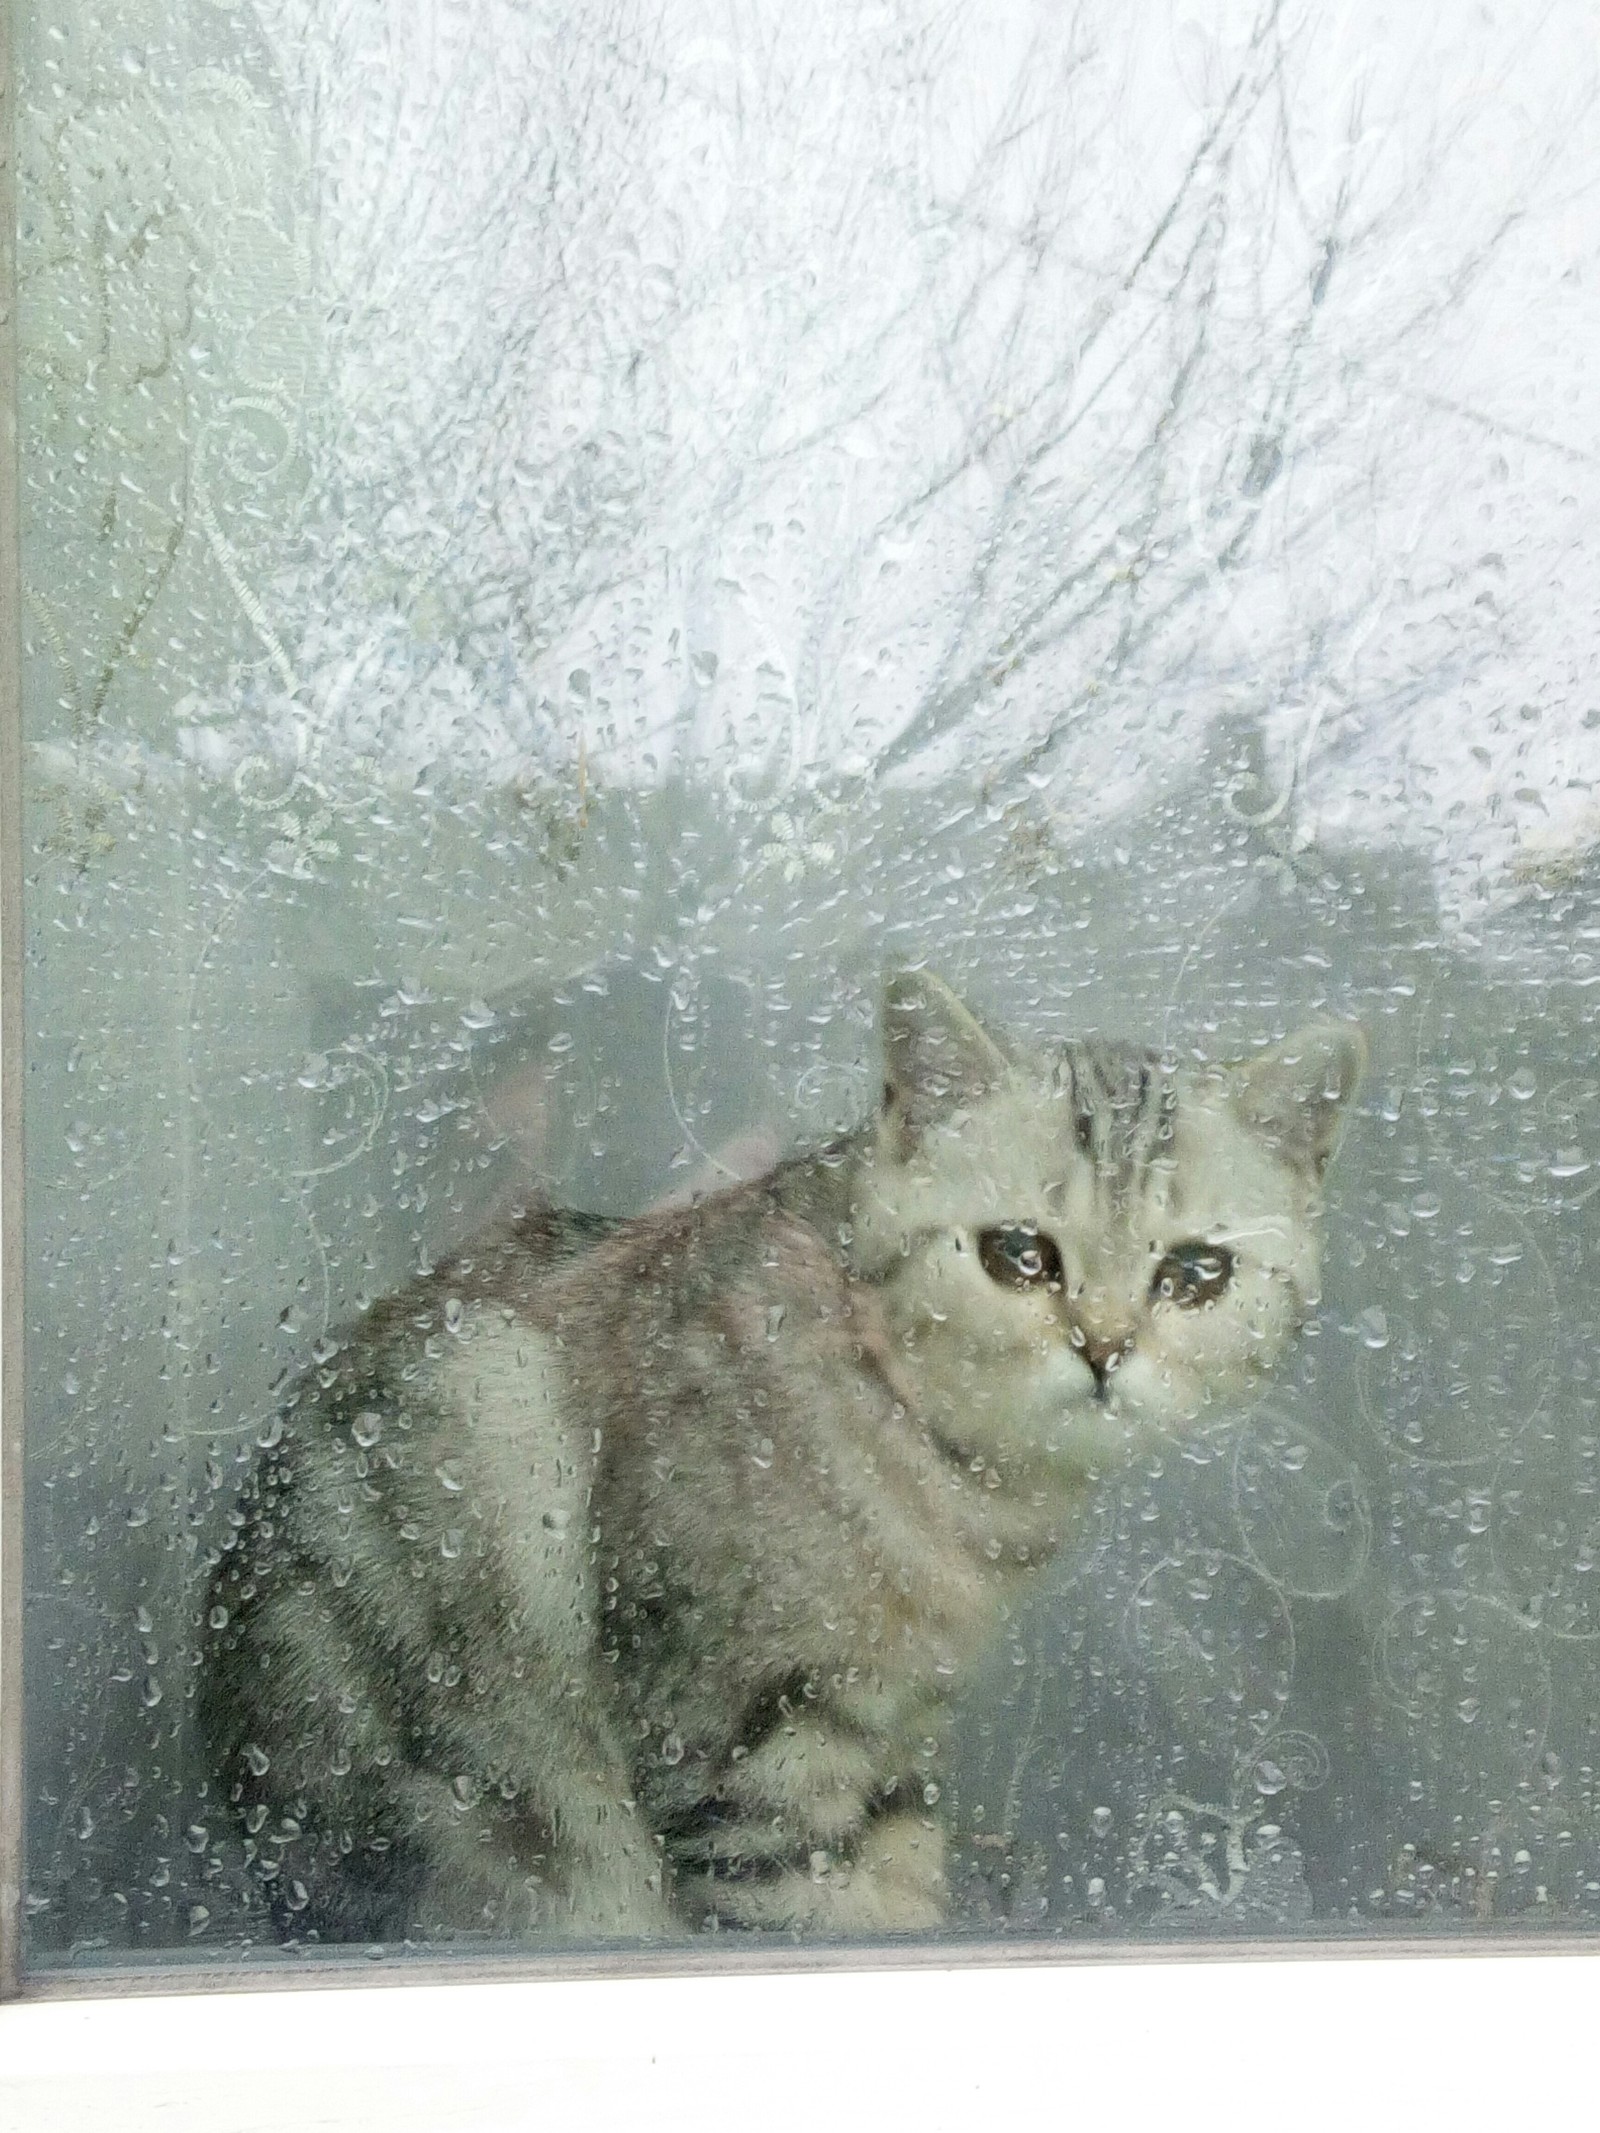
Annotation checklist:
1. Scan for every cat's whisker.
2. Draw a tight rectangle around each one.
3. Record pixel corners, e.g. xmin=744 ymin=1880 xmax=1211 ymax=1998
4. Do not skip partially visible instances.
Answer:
xmin=1209 ymin=1219 xmax=1293 ymax=1248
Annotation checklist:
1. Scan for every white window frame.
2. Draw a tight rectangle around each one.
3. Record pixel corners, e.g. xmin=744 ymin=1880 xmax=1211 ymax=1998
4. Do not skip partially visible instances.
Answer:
xmin=0 ymin=13 xmax=1596 ymax=2128
xmin=0 ymin=1953 xmax=1593 ymax=2130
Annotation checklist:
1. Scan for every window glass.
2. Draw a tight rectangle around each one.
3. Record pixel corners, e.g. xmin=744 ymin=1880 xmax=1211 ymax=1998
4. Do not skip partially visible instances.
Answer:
xmin=16 ymin=0 xmax=1600 ymax=1969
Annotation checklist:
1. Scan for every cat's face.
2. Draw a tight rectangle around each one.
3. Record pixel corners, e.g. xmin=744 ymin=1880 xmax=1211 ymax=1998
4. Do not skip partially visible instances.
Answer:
xmin=851 ymin=974 xmax=1365 ymax=1476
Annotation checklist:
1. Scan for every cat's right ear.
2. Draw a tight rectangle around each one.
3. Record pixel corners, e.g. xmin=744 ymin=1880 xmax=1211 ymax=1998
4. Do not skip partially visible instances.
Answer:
xmin=881 ymin=970 xmax=1008 ymax=1156
xmin=1231 ymin=1019 xmax=1367 ymax=1179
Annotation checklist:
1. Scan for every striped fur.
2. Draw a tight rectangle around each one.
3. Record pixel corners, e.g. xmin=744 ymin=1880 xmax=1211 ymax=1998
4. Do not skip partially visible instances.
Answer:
xmin=1057 ymin=1041 xmax=1178 ymax=1201
xmin=200 ymin=975 xmax=1362 ymax=1942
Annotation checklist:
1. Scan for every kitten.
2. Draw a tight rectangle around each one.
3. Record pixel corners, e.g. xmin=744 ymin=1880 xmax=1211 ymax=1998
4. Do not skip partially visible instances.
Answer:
xmin=200 ymin=972 xmax=1364 ymax=1942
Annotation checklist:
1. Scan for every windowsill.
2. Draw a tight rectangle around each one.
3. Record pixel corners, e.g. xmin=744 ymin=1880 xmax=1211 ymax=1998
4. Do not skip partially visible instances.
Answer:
xmin=3 ymin=1951 xmax=1595 ymax=2130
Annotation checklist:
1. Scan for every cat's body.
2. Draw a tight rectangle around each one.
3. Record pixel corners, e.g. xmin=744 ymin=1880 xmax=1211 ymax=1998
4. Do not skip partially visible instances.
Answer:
xmin=201 ymin=975 xmax=1363 ymax=1941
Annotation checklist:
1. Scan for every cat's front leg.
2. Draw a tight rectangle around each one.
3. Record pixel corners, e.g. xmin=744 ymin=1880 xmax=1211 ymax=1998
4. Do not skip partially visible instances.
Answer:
xmin=705 ymin=1811 xmax=948 ymax=1934
xmin=661 ymin=1705 xmax=951 ymax=1933
xmin=394 ymin=1763 xmax=674 ymax=1942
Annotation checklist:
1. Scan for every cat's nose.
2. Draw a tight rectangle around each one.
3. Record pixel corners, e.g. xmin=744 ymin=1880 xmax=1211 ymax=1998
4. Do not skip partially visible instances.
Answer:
xmin=1067 ymin=1323 xmax=1133 ymax=1392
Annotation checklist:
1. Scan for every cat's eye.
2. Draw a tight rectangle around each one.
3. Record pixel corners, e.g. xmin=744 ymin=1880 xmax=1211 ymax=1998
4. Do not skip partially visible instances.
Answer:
xmin=1150 ymin=1240 xmax=1234 ymax=1309
xmin=977 ymin=1225 xmax=1065 ymax=1291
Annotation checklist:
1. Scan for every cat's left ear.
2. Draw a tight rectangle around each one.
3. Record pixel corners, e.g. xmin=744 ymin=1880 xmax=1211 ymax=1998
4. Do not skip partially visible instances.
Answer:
xmin=1231 ymin=1020 xmax=1367 ymax=1178
xmin=881 ymin=969 xmax=1009 ymax=1153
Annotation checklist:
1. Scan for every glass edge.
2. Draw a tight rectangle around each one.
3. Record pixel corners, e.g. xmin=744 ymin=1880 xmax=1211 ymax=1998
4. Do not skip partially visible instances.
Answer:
xmin=18 ymin=1924 xmax=1600 ymax=2005
xmin=2 ymin=7 xmax=1597 ymax=2009
xmin=0 ymin=0 xmax=21 ymax=2010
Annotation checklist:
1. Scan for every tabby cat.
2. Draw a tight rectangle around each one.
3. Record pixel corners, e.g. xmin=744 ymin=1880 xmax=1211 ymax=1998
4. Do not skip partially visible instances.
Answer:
xmin=201 ymin=972 xmax=1363 ymax=1941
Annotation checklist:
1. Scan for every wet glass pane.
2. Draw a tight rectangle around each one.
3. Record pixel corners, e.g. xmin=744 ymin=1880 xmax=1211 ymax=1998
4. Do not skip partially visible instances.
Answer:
xmin=14 ymin=0 xmax=1600 ymax=1970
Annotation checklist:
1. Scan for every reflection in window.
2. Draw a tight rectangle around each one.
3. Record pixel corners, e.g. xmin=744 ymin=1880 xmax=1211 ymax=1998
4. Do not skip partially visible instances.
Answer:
xmin=15 ymin=0 xmax=1599 ymax=1962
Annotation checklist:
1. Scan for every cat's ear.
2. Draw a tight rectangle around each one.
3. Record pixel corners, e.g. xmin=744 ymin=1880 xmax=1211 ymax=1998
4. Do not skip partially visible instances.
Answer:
xmin=1231 ymin=1020 xmax=1367 ymax=1178
xmin=881 ymin=971 xmax=1009 ymax=1154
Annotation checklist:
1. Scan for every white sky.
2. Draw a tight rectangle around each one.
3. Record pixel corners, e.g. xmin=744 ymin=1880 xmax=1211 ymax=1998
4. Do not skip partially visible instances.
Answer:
xmin=218 ymin=0 xmax=1600 ymax=927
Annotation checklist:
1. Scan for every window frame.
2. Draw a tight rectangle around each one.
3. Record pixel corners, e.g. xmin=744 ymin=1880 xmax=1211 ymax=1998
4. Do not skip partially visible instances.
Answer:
xmin=3 ymin=1953 xmax=1600 ymax=2128
xmin=2 ymin=0 xmax=26 ymax=2011
xmin=0 ymin=15 xmax=1598 ymax=2107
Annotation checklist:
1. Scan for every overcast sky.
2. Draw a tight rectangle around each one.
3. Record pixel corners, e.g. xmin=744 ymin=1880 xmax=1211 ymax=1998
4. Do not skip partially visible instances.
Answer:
xmin=211 ymin=0 xmax=1600 ymax=928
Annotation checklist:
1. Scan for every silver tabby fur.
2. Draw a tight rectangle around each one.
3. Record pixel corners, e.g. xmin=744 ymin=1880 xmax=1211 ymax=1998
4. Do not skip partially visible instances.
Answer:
xmin=201 ymin=974 xmax=1363 ymax=1941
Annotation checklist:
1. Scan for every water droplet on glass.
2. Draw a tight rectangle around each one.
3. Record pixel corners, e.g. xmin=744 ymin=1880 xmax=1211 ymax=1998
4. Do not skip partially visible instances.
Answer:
xmin=244 ymin=1743 xmax=271 ymax=1777
xmin=352 ymin=1411 xmax=383 ymax=1449
xmin=1508 ymin=1069 xmax=1537 ymax=1102
xmin=1091 ymin=1805 xmax=1113 ymax=1834
xmin=1358 ymin=1307 xmax=1389 ymax=1349
xmin=1324 ymin=1479 xmax=1358 ymax=1533
xmin=661 ymin=1731 xmax=686 ymax=1766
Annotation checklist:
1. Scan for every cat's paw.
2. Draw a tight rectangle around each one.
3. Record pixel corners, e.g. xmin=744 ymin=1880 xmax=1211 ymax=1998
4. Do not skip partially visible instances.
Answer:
xmin=830 ymin=1812 xmax=949 ymax=1932
xmin=705 ymin=1814 xmax=949 ymax=1934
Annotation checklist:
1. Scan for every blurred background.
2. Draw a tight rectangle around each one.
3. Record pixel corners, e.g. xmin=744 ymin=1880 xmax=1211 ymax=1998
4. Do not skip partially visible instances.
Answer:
xmin=15 ymin=0 xmax=1600 ymax=1960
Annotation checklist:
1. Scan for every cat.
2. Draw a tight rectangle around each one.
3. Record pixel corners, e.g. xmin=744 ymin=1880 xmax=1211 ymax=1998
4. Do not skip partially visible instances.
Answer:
xmin=200 ymin=971 xmax=1364 ymax=1942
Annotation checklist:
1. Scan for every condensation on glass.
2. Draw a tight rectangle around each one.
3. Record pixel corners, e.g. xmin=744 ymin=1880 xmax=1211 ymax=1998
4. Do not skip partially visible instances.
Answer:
xmin=8 ymin=0 xmax=1600 ymax=1979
